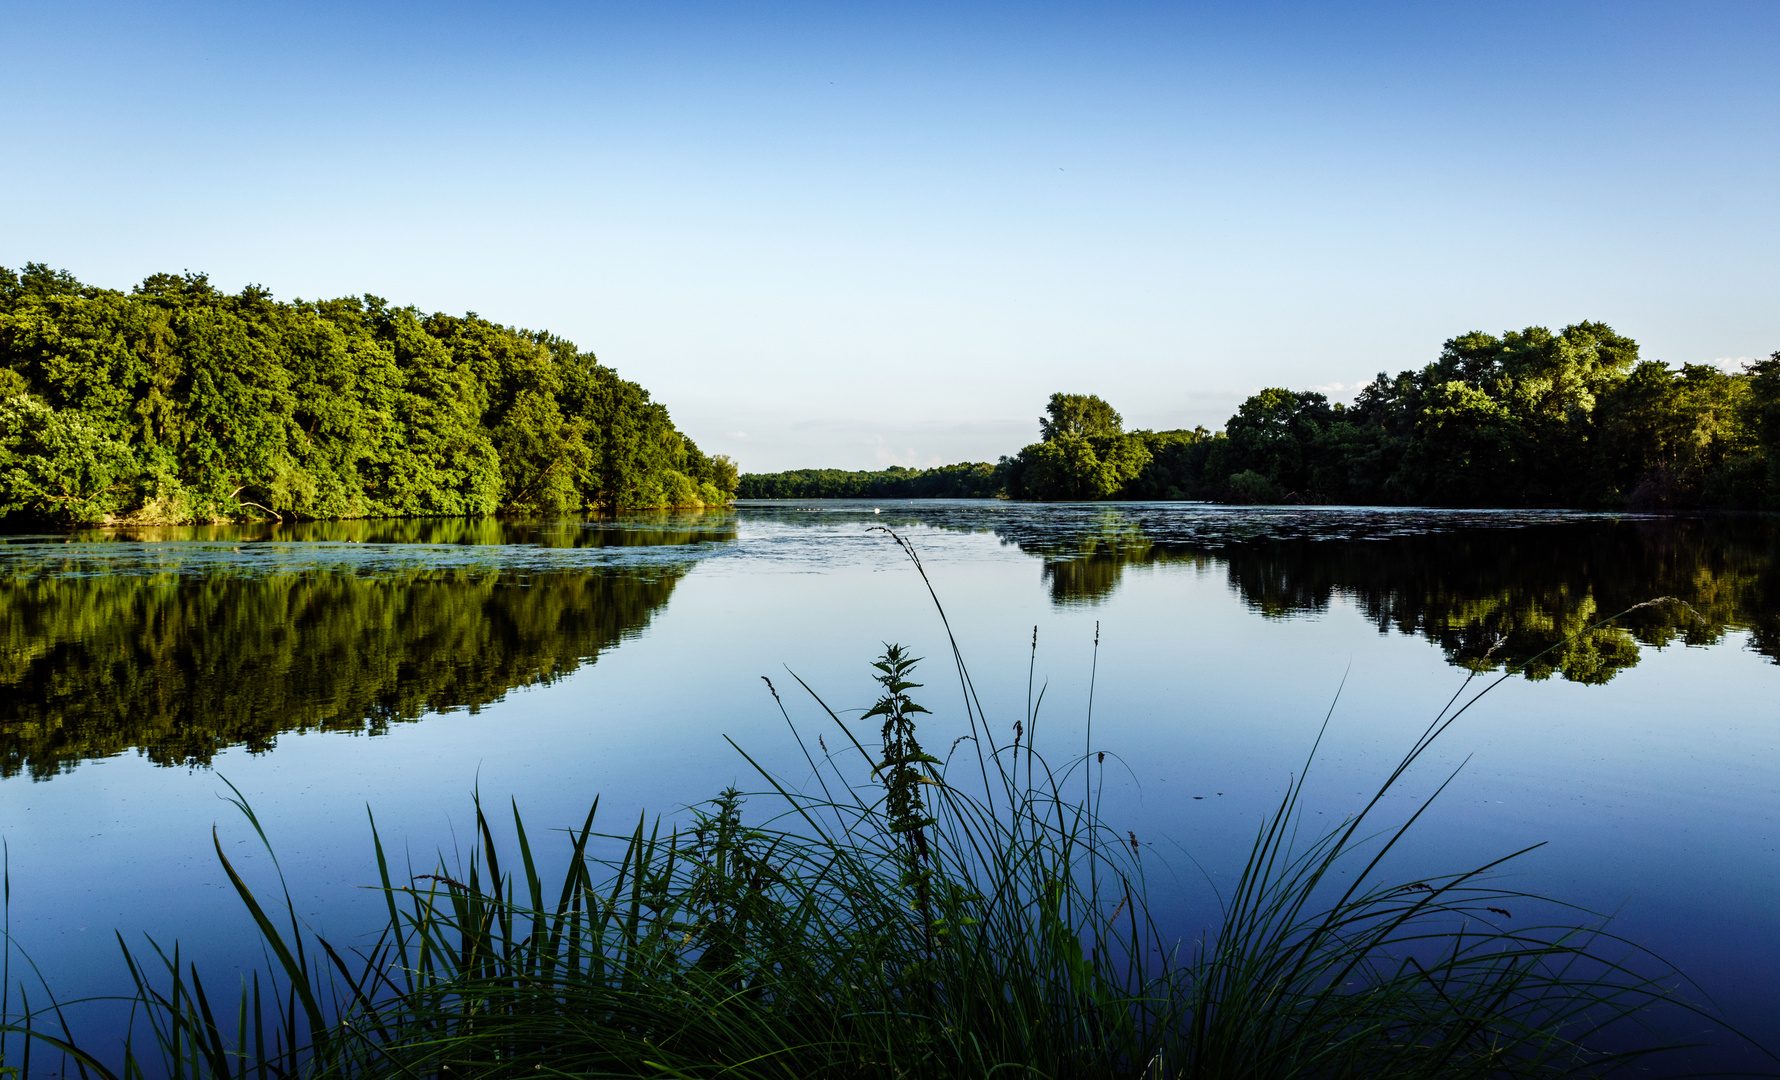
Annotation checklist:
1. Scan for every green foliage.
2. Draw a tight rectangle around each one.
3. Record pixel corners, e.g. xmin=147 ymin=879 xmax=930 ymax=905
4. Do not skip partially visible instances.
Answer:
xmin=1224 ymin=468 xmax=1284 ymax=504
xmin=743 ymin=432 xmax=1215 ymax=503
xmin=1037 ymin=391 xmax=1124 ymax=441
xmin=737 ymin=461 xmax=1002 ymax=499
xmin=0 ymin=265 xmax=737 ymax=525
xmin=862 ymin=644 xmax=938 ymax=940
xmin=1221 ymin=389 xmax=1342 ymax=498
xmin=988 ymin=328 xmax=1773 ymax=508
xmin=759 ymin=323 xmax=1776 ymax=510
xmin=1122 ymin=427 xmax=1215 ymax=499
xmin=660 ymin=786 xmax=797 ymax=987
xmin=1005 ymin=398 xmax=1154 ymax=501
xmin=1194 ymin=323 xmax=1779 ymax=508
xmin=1005 ymin=433 xmax=1151 ymax=500
xmin=0 ymin=395 xmax=139 ymax=523
xmin=1742 ymin=351 xmax=1780 ymax=506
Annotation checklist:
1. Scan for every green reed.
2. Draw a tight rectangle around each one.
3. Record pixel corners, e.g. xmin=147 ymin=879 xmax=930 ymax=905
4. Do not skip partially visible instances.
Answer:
xmin=2 ymin=533 xmax=1771 ymax=1079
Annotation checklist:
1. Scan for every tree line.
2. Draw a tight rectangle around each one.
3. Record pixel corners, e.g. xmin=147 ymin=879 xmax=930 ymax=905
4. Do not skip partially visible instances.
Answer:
xmin=736 ymin=462 xmax=1001 ymax=499
xmin=743 ymin=322 xmax=1780 ymax=509
xmin=0 ymin=264 xmax=737 ymax=526
xmin=1193 ymin=322 xmax=1778 ymax=508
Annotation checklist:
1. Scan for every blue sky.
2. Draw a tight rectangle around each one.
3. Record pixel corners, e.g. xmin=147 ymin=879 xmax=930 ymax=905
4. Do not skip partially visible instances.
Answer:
xmin=4 ymin=1 xmax=1776 ymax=471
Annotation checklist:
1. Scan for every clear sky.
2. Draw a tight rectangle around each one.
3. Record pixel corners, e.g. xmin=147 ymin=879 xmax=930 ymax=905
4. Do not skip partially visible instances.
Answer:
xmin=3 ymin=1 xmax=1776 ymax=472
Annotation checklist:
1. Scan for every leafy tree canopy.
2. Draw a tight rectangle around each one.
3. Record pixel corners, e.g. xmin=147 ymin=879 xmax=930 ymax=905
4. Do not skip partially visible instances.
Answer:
xmin=1039 ymin=393 xmax=1124 ymax=440
xmin=0 ymin=264 xmax=738 ymax=525
xmin=737 ymin=462 xmax=1001 ymax=500
xmin=990 ymin=324 xmax=1774 ymax=509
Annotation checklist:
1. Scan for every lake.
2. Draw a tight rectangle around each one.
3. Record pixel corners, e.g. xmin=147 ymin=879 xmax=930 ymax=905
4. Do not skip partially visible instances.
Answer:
xmin=2 ymin=501 xmax=1776 ymax=1071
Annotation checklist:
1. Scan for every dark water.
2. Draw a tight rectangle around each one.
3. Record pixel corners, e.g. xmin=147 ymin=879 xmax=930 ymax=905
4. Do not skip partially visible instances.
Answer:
xmin=1 ymin=503 xmax=1776 ymax=1070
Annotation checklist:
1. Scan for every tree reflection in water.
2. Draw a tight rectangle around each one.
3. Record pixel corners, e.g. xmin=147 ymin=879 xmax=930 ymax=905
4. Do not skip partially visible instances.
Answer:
xmin=0 ymin=514 xmax=736 ymax=779
xmin=5 ymin=506 xmax=1776 ymax=779
xmin=1001 ymin=510 xmax=1779 ymax=684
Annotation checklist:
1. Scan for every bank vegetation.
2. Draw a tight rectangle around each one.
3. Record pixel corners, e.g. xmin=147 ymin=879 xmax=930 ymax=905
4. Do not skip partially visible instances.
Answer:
xmin=0 ymin=264 xmax=736 ymax=526
xmin=742 ymin=322 xmax=1780 ymax=510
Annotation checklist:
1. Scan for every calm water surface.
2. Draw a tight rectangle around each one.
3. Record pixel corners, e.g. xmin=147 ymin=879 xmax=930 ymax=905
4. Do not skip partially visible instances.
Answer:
xmin=2 ymin=502 xmax=1776 ymax=1069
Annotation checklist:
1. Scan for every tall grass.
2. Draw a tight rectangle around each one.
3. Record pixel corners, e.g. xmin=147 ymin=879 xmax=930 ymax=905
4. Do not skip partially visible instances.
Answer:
xmin=3 ymin=530 xmax=1771 ymax=1078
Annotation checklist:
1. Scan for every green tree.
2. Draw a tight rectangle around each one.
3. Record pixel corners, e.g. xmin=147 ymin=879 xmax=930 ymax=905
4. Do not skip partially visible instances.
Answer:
xmin=1394 ymin=382 xmax=1514 ymax=506
xmin=1123 ymin=428 xmax=1213 ymax=499
xmin=1205 ymin=322 xmax=1678 ymax=508
xmin=1038 ymin=393 xmax=1124 ymax=440
xmin=1007 ymin=433 xmax=1150 ymax=500
xmin=0 ymin=265 xmax=736 ymax=524
xmin=1005 ymin=394 xmax=1150 ymax=500
xmin=737 ymin=461 xmax=1002 ymax=499
xmin=0 ymin=394 xmax=138 ymax=523
xmin=1740 ymin=352 xmax=1780 ymax=508
xmin=1218 ymin=388 xmax=1340 ymax=498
